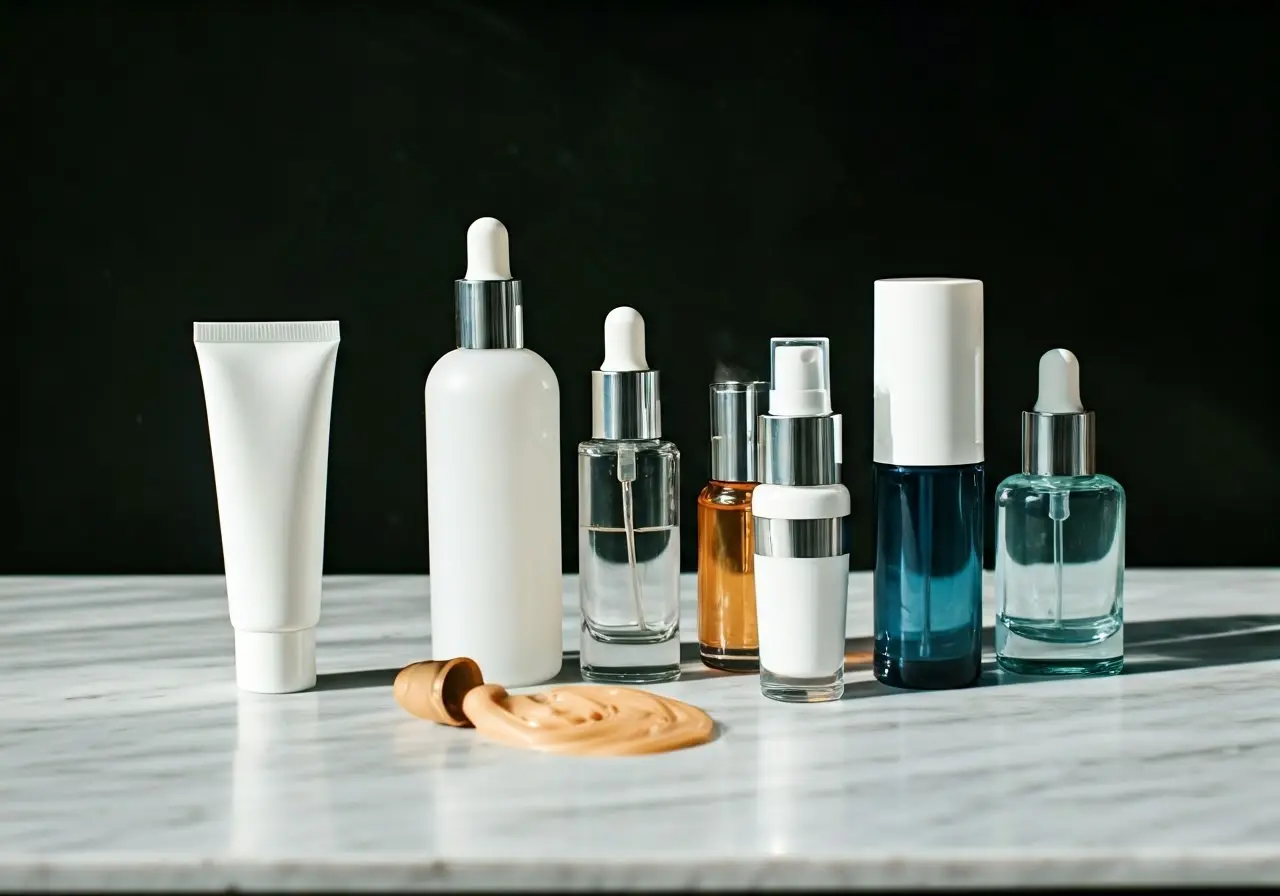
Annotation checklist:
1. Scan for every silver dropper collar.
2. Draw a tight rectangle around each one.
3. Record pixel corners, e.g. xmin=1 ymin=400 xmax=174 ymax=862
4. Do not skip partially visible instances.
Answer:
xmin=1022 ymin=348 xmax=1095 ymax=476
xmin=455 ymin=279 xmax=523 ymax=349
xmin=592 ymin=369 xmax=660 ymax=439
xmin=1022 ymin=411 xmax=1095 ymax=476
xmin=709 ymin=381 xmax=767 ymax=483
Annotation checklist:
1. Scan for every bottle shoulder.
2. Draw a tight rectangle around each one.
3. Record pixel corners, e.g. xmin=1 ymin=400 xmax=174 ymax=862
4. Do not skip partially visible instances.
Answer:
xmin=698 ymin=481 xmax=755 ymax=507
xmin=995 ymin=472 xmax=1125 ymax=501
xmin=578 ymin=438 xmax=679 ymax=458
xmin=753 ymin=481 xmax=850 ymax=519
xmin=425 ymin=348 xmax=560 ymax=395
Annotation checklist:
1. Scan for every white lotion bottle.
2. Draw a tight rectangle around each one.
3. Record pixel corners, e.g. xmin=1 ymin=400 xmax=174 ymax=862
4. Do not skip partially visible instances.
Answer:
xmin=424 ymin=217 xmax=563 ymax=687
xmin=752 ymin=337 xmax=851 ymax=703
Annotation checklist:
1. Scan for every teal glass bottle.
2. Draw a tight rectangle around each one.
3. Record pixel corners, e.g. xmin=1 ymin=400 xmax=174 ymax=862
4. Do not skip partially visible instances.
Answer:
xmin=995 ymin=350 xmax=1125 ymax=675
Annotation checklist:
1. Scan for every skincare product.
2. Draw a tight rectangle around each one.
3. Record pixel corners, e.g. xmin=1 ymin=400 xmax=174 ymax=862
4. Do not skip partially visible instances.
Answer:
xmin=995 ymin=349 xmax=1125 ymax=675
xmin=872 ymin=277 xmax=984 ymax=690
xmin=193 ymin=320 xmax=341 ymax=694
xmin=578 ymin=306 xmax=681 ymax=683
xmin=424 ymin=217 xmax=563 ymax=688
xmin=697 ymin=380 xmax=768 ymax=671
xmin=752 ymin=337 xmax=850 ymax=703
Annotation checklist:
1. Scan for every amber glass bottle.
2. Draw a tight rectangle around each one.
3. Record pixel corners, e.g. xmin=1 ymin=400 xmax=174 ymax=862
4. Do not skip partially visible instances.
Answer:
xmin=696 ymin=381 xmax=768 ymax=672
xmin=697 ymin=481 xmax=758 ymax=670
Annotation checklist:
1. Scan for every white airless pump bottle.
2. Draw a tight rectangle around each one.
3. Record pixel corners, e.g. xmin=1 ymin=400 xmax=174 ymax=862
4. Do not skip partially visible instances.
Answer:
xmin=752 ymin=337 xmax=851 ymax=704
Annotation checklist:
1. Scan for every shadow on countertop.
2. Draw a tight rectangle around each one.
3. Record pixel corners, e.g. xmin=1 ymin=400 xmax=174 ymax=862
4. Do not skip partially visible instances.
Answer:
xmin=839 ymin=614 xmax=1280 ymax=700
xmin=312 ymin=615 xmax=1280 ymax=695
xmin=313 ymin=642 xmax=717 ymax=691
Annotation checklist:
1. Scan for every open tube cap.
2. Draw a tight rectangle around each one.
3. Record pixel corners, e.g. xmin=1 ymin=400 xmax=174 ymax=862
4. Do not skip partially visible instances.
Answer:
xmin=234 ymin=628 xmax=317 ymax=694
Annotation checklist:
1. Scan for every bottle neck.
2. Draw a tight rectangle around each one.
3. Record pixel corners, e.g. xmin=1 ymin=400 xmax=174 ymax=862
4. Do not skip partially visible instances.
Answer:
xmin=455 ymin=279 xmax=523 ymax=349
xmin=1022 ymin=411 xmax=1095 ymax=476
xmin=759 ymin=414 xmax=841 ymax=486
xmin=591 ymin=370 xmax=661 ymax=439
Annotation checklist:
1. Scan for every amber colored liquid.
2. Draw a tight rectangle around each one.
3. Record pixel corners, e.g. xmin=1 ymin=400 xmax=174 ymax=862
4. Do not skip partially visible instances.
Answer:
xmin=696 ymin=480 xmax=758 ymax=672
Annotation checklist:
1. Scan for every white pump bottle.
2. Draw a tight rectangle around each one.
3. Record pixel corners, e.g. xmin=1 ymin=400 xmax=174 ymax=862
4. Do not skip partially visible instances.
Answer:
xmin=752 ymin=337 xmax=851 ymax=703
xmin=424 ymin=217 xmax=563 ymax=687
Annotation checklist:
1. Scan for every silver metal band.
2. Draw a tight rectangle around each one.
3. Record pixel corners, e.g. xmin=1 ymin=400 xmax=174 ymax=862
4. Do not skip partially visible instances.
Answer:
xmin=709 ymin=381 xmax=767 ymax=483
xmin=455 ymin=280 xmax=523 ymax=349
xmin=758 ymin=415 xmax=841 ymax=486
xmin=592 ymin=370 xmax=661 ymax=440
xmin=753 ymin=516 xmax=848 ymax=559
xmin=1022 ymin=410 xmax=1095 ymax=477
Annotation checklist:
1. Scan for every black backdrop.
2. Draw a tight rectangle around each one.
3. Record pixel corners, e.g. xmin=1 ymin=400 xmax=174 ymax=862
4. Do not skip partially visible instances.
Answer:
xmin=3 ymin=3 xmax=1276 ymax=574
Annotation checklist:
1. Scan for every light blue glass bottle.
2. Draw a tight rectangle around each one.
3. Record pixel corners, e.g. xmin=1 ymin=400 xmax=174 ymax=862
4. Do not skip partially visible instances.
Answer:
xmin=995 ymin=349 xmax=1125 ymax=675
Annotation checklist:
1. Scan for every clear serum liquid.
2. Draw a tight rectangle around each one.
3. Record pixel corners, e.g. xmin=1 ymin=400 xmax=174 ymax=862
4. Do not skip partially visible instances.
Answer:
xmin=578 ymin=439 xmax=681 ymax=682
xmin=995 ymin=474 xmax=1125 ymax=673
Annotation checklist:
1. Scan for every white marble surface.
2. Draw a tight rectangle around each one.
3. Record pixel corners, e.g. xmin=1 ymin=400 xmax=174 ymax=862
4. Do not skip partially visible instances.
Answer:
xmin=2 ymin=570 xmax=1280 ymax=891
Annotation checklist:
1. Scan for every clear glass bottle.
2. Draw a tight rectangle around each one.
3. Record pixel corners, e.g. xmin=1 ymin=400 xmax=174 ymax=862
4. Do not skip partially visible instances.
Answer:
xmin=578 ymin=308 xmax=681 ymax=683
xmin=995 ymin=349 xmax=1125 ymax=675
xmin=697 ymin=380 xmax=768 ymax=672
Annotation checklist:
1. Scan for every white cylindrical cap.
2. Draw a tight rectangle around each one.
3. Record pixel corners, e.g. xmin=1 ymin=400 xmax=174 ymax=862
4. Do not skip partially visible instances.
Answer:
xmin=234 ymin=628 xmax=317 ymax=694
xmin=873 ymin=278 xmax=984 ymax=467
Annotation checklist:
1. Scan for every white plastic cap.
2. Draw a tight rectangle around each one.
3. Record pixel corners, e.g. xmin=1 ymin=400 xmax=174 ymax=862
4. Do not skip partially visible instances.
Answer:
xmin=768 ymin=337 xmax=832 ymax=417
xmin=873 ymin=278 xmax=984 ymax=467
xmin=464 ymin=217 xmax=512 ymax=280
xmin=600 ymin=306 xmax=648 ymax=372
xmin=1035 ymin=348 xmax=1085 ymax=413
xmin=234 ymin=629 xmax=317 ymax=694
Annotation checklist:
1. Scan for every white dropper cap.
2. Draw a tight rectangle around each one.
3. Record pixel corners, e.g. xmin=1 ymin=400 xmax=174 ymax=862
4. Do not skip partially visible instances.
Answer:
xmin=600 ymin=306 xmax=648 ymax=372
xmin=1034 ymin=348 xmax=1085 ymax=413
xmin=464 ymin=216 xmax=512 ymax=281
xmin=592 ymin=306 xmax=660 ymax=439
xmin=769 ymin=337 xmax=832 ymax=417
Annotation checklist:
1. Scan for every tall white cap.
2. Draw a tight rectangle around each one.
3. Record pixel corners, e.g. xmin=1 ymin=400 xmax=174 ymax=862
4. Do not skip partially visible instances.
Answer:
xmin=873 ymin=278 xmax=984 ymax=467
xmin=234 ymin=628 xmax=317 ymax=694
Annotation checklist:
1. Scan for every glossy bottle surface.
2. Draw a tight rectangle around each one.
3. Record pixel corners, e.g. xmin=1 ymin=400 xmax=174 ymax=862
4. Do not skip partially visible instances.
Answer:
xmin=995 ymin=473 xmax=1125 ymax=675
xmin=873 ymin=463 xmax=984 ymax=690
xmin=578 ymin=438 xmax=681 ymax=683
xmin=696 ymin=481 xmax=758 ymax=671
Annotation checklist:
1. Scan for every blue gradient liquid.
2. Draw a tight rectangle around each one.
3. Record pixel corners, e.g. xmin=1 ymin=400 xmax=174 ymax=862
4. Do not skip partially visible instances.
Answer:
xmin=873 ymin=463 xmax=984 ymax=689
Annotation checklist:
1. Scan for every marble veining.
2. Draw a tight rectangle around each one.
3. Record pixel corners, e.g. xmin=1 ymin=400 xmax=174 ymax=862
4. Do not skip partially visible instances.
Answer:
xmin=3 ymin=570 xmax=1280 ymax=890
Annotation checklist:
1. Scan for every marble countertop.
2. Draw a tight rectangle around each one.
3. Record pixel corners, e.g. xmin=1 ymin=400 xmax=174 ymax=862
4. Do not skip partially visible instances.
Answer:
xmin=3 ymin=570 xmax=1280 ymax=891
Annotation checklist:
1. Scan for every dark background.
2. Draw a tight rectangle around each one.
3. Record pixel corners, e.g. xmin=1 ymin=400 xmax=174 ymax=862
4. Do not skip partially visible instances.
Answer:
xmin=2 ymin=2 xmax=1276 ymax=574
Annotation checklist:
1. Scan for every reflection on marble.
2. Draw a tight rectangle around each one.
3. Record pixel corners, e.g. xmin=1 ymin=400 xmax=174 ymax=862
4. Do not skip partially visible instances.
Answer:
xmin=2 ymin=571 xmax=1280 ymax=890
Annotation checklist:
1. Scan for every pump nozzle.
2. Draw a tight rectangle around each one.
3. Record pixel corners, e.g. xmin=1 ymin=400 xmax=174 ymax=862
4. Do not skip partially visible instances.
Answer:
xmin=464 ymin=217 xmax=512 ymax=281
xmin=601 ymin=306 xmax=648 ymax=372
xmin=1034 ymin=348 xmax=1084 ymax=414
xmin=768 ymin=337 xmax=832 ymax=417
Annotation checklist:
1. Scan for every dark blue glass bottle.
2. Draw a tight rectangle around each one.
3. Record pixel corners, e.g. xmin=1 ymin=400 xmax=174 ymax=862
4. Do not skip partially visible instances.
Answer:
xmin=873 ymin=463 xmax=984 ymax=689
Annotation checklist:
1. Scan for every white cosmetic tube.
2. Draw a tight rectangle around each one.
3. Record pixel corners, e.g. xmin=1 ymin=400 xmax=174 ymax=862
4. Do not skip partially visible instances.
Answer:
xmin=193 ymin=321 xmax=341 ymax=694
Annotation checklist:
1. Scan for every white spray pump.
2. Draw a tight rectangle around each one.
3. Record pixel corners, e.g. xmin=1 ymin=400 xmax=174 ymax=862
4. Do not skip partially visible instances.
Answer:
xmin=751 ymin=337 xmax=851 ymax=704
